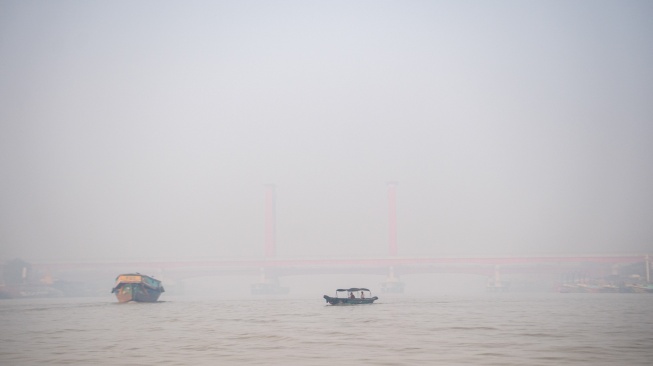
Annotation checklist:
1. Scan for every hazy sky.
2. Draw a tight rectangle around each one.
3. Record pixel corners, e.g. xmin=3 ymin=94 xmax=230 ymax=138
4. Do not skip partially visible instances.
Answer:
xmin=1 ymin=0 xmax=652 ymax=263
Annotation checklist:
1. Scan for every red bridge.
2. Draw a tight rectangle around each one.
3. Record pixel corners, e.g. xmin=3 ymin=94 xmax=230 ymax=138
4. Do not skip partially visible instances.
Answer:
xmin=31 ymin=184 xmax=651 ymax=291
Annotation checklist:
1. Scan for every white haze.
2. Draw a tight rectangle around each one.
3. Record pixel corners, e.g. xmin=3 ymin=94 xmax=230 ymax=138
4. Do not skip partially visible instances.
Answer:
xmin=1 ymin=0 xmax=652 ymax=264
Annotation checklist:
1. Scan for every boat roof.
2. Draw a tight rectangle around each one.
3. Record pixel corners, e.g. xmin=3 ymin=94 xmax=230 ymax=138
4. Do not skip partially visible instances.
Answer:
xmin=114 ymin=273 xmax=156 ymax=280
xmin=336 ymin=288 xmax=370 ymax=292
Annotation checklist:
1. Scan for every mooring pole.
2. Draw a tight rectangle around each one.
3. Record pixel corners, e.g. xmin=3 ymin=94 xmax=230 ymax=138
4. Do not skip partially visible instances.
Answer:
xmin=646 ymin=254 xmax=650 ymax=283
xmin=387 ymin=182 xmax=398 ymax=257
xmin=264 ymin=184 xmax=276 ymax=258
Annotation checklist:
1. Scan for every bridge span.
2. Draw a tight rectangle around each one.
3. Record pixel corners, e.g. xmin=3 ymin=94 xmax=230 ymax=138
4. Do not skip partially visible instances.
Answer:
xmin=32 ymin=254 xmax=649 ymax=279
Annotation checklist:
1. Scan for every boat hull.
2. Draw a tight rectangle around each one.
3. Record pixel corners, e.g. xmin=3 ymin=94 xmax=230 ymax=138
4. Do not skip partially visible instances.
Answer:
xmin=323 ymin=295 xmax=378 ymax=305
xmin=113 ymin=283 xmax=163 ymax=303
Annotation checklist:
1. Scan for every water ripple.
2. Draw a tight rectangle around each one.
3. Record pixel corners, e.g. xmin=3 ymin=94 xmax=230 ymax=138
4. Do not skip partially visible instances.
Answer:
xmin=1 ymin=294 xmax=652 ymax=365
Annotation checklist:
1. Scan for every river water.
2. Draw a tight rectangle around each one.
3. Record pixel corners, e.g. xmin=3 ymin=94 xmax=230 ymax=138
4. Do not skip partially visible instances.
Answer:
xmin=1 ymin=293 xmax=652 ymax=365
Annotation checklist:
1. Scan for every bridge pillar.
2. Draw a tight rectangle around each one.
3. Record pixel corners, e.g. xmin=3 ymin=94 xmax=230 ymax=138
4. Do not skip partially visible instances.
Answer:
xmin=264 ymin=184 xmax=276 ymax=258
xmin=251 ymin=268 xmax=289 ymax=295
xmin=387 ymin=182 xmax=398 ymax=257
xmin=487 ymin=265 xmax=508 ymax=292
xmin=381 ymin=266 xmax=405 ymax=293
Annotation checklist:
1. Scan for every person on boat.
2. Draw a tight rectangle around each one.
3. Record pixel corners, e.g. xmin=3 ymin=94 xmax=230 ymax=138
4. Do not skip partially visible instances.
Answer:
xmin=360 ymin=291 xmax=365 ymax=299
xmin=350 ymin=292 xmax=355 ymax=299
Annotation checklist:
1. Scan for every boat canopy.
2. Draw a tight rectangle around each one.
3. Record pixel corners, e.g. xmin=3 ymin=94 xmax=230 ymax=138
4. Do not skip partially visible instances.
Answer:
xmin=336 ymin=288 xmax=370 ymax=292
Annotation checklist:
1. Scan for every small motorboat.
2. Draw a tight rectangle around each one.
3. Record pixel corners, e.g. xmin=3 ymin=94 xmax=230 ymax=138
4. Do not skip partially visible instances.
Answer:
xmin=323 ymin=288 xmax=378 ymax=305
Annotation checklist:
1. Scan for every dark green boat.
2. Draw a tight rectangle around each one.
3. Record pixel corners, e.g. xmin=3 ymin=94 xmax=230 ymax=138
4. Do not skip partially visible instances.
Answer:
xmin=323 ymin=288 xmax=378 ymax=305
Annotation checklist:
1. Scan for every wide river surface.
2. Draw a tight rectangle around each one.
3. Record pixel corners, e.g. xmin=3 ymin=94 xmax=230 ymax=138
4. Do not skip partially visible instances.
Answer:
xmin=1 ymin=293 xmax=652 ymax=365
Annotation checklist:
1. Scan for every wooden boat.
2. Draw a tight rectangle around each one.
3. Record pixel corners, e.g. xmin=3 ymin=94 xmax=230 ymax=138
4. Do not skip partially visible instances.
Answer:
xmin=629 ymin=283 xmax=653 ymax=293
xmin=111 ymin=273 xmax=164 ymax=303
xmin=323 ymin=288 xmax=378 ymax=305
